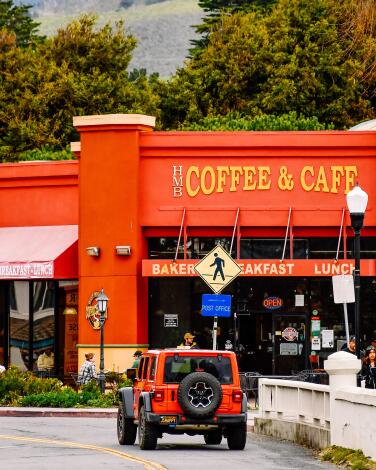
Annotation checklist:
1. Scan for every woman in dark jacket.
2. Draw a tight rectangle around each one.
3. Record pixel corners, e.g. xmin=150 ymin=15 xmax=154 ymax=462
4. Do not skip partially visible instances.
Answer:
xmin=361 ymin=346 xmax=376 ymax=389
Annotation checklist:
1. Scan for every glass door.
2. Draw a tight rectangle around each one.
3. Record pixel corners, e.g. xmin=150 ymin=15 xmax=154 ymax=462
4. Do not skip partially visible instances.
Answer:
xmin=272 ymin=314 xmax=308 ymax=375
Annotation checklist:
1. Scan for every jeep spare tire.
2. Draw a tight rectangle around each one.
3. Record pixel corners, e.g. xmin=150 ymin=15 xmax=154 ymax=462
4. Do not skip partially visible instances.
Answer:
xmin=178 ymin=372 xmax=222 ymax=418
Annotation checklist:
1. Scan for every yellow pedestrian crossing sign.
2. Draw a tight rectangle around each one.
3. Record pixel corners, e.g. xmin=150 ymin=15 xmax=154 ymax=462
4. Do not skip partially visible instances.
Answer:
xmin=194 ymin=245 xmax=242 ymax=294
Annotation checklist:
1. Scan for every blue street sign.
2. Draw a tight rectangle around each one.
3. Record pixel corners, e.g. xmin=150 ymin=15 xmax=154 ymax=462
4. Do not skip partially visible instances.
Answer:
xmin=202 ymin=294 xmax=232 ymax=318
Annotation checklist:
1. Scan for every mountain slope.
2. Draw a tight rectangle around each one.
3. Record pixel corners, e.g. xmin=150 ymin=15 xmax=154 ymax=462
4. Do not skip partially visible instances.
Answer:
xmin=36 ymin=0 xmax=203 ymax=77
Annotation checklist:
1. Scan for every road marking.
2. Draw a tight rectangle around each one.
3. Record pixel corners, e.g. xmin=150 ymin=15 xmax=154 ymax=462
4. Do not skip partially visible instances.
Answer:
xmin=0 ymin=434 xmax=166 ymax=470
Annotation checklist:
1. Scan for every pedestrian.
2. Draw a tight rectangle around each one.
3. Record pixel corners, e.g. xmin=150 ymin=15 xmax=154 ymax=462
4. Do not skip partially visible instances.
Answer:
xmin=178 ymin=332 xmax=199 ymax=349
xmin=341 ymin=336 xmax=356 ymax=354
xmin=37 ymin=348 xmax=54 ymax=377
xmin=132 ymin=350 xmax=142 ymax=368
xmin=77 ymin=353 xmax=97 ymax=385
xmin=361 ymin=346 xmax=376 ymax=389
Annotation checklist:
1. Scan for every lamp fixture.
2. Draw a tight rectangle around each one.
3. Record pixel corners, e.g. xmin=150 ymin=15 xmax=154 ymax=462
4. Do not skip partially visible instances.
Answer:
xmin=86 ymin=246 xmax=100 ymax=257
xmin=346 ymin=183 xmax=368 ymax=215
xmin=346 ymin=183 xmax=368 ymax=232
xmin=96 ymin=289 xmax=109 ymax=314
xmin=115 ymin=245 xmax=131 ymax=256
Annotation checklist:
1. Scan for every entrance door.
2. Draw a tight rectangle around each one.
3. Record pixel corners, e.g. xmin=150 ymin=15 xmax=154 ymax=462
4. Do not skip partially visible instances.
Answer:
xmin=272 ymin=314 xmax=307 ymax=375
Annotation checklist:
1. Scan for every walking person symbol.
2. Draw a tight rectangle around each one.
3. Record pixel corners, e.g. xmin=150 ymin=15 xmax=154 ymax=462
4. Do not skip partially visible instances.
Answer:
xmin=210 ymin=253 xmax=225 ymax=281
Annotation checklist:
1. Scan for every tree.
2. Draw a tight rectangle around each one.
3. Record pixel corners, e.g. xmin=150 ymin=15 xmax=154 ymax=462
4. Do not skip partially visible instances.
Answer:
xmin=160 ymin=0 xmax=375 ymax=130
xmin=191 ymin=0 xmax=275 ymax=56
xmin=0 ymin=0 xmax=43 ymax=47
xmin=0 ymin=15 xmax=160 ymax=162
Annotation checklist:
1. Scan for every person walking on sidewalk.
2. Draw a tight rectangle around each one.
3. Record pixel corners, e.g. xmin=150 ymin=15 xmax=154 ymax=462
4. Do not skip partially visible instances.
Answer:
xmin=77 ymin=353 xmax=97 ymax=385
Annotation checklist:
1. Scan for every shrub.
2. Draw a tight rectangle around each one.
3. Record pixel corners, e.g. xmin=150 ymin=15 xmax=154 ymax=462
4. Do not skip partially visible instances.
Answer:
xmin=0 ymin=366 xmax=62 ymax=405
xmin=0 ymin=366 xmax=122 ymax=407
xmin=182 ymin=112 xmax=335 ymax=131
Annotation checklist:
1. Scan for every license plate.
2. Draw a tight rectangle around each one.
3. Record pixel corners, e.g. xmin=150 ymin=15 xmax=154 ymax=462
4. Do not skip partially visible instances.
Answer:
xmin=160 ymin=415 xmax=177 ymax=424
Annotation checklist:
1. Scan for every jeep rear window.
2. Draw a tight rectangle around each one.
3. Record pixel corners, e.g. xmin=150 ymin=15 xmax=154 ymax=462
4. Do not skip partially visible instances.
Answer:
xmin=163 ymin=356 xmax=233 ymax=384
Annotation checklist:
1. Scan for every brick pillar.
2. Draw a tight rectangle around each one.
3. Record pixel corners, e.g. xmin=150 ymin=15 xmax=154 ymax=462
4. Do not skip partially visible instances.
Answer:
xmin=73 ymin=114 xmax=155 ymax=371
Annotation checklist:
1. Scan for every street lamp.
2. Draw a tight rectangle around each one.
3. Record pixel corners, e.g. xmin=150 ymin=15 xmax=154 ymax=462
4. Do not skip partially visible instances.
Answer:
xmin=346 ymin=184 xmax=368 ymax=358
xmin=96 ymin=289 xmax=109 ymax=393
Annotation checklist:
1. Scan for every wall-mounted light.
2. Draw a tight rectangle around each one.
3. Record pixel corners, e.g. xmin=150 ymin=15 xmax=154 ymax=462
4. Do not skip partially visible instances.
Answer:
xmin=86 ymin=246 xmax=100 ymax=257
xmin=115 ymin=245 xmax=131 ymax=256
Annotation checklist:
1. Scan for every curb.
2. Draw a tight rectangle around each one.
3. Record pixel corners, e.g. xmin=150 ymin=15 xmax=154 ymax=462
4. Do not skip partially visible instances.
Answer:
xmin=0 ymin=408 xmax=257 ymax=427
xmin=0 ymin=408 xmax=118 ymax=418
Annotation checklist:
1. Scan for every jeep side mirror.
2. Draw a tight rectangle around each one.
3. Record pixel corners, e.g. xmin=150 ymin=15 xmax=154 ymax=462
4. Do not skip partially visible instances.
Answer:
xmin=126 ymin=368 xmax=137 ymax=380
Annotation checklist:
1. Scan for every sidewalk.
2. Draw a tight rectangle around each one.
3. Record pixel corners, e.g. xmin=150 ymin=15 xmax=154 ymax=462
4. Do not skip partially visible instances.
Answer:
xmin=0 ymin=406 xmax=258 ymax=431
xmin=0 ymin=407 xmax=118 ymax=418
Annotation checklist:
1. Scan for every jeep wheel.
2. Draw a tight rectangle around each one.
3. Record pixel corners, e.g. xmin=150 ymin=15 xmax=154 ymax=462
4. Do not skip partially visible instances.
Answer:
xmin=178 ymin=372 xmax=222 ymax=418
xmin=204 ymin=430 xmax=222 ymax=445
xmin=227 ymin=423 xmax=247 ymax=450
xmin=138 ymin=406 xmax=158 ymax=450
xmin=117 ymin=406 xmax=137 ymax=445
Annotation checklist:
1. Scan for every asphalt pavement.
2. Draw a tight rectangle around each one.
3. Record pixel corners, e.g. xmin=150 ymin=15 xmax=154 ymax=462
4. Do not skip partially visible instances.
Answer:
xmin=0 ymin=416 xmax=335 ymax=470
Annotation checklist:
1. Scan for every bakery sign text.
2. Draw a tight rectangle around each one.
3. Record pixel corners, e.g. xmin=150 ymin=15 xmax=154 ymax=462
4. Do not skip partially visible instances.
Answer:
xmin=172 ymin=164 xmax=358 ymax=197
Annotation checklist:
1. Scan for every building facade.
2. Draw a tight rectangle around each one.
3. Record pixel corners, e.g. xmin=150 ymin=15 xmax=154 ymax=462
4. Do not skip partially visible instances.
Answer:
xmin=0 ymin=114 xmax=375 ymax=376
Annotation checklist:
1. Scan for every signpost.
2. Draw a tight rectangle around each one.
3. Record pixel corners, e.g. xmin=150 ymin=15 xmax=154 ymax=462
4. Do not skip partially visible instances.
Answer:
xmin=194 ymin=245 xmax=241 ymax=294
xmin=202 ymin=294 xmax=232 ymax=317
xmin=202 ymin=294 xmax=232 ymax=349
xmin=332 ymin=274 xmax=355 ymax=346
xmin=196 ymin=245 xmax=241 ymax=349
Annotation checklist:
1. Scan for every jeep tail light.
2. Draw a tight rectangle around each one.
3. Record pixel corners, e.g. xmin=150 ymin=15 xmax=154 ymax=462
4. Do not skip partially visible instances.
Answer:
xmin=232 ymin=390 xmax=243 ymax=403
xmin=153 ymin=390 xmax=164 ymax=402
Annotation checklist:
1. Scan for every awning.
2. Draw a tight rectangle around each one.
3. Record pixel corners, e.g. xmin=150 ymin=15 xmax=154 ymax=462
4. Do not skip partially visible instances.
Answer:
xmin=0 ymin=225 xmax=78 ymax=279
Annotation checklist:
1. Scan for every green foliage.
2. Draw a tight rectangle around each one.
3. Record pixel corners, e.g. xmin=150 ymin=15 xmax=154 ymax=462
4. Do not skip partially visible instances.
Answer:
xmin=0 ymin=14 xmax=160 ymax=162
xmin=182 ymin=112 xmax=334 ymax=131
xmin=0 ymin=366 xmax=121 ymax=407
xmin=160 ymin=0 xmax=375 ymax=130
xmin=18 ymin=146 xmax=76 ymax=161
xmin=320 ymin=446 xmax=376 ymax=470
xmin=191 ymin=0 xmax=275 ymax=56
xmin=0 ymin=366 xmax=63 ymax=405
xmin=21 ymin=388 xmax=79 ymax=408
xmin=0 ymin=0 xmax=43 ymax=47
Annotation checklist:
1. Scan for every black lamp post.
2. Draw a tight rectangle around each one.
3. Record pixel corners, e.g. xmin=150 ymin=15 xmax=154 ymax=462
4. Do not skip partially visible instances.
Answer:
xmin=346 ymin=184 xmax=368 ymax=358
xmin=96 ymin=289 xmax=109 ymax=393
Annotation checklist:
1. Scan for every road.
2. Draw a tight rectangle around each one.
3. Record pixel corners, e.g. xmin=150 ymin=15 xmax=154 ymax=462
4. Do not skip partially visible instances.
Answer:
xmin=0 ymin=417 xmax=334 ymax=470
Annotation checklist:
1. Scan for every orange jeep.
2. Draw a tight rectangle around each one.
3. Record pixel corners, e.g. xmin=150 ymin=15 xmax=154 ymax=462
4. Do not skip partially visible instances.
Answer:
xmin=117 ymin=349 xmax=247 ymax=450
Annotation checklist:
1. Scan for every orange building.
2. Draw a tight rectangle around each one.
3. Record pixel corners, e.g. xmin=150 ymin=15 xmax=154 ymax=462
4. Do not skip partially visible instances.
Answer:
xmin=0 ymin=114 xmax=375 ymax=376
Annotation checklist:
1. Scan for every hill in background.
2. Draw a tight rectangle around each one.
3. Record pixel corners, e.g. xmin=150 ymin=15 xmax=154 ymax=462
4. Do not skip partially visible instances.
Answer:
xmin=32 ymin=0 xmax=203 ymax=77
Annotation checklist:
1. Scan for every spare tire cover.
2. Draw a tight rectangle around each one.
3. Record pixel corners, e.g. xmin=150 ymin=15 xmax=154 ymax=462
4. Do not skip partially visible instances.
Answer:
xmin=177 ymin=372 xmax=222 ymax=418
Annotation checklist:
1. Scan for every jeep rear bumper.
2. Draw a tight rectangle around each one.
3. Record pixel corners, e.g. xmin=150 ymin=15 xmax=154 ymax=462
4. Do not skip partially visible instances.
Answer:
xmin=145 ymin=412 xmax=247 ymax=426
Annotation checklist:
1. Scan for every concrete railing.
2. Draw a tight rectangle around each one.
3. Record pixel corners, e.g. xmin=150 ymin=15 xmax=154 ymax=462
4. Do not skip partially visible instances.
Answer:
xmin=259 ymin=378 xmax=330 ymax=428
xmin=331 ymin=386 xmax=376 ymax=459
xmin=255 ymin=351 xmax=376 ymax=455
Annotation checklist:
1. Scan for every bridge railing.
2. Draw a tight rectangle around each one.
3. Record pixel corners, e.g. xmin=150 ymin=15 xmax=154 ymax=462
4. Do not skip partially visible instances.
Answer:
xmin=258 ymin=378 xmax=330 ymax=428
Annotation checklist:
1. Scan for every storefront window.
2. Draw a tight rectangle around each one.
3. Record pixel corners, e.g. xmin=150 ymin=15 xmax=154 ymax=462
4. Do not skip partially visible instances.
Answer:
xmin=308 ymin=238 xmax=344 ymax=259
xmin=190 ymin=238 xmax=235 ymax=259
xmin=9 ymin=282 xmax=30 ymax=371
xmin=148 ymin=278 xmax=233 ymax=350
xmin=0 ymin=283 xmax=7 ymax=367
xmin=240 ymin=239 xmax=308 ymax=259
xmin=347 ymin=237 xmax=376 ymax=259
xmin=148 ymin=237 xmax=235 ymax=259
xmin=148 ymin=238 xmax=185 ymax=259
xmin=33 ymin=282 xmax=55 ymax=375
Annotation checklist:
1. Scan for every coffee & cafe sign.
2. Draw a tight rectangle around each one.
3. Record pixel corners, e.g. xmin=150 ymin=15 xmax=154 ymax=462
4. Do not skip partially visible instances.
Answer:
xmin=172 ymin=164 xmax=358 ymax=198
